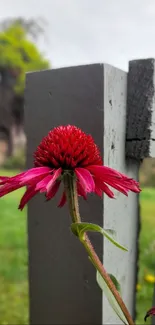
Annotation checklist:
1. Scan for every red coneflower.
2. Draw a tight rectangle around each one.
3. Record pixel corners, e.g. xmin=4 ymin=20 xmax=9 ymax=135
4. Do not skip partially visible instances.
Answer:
xmin=0 ymin=125 xmax=140 ymax=210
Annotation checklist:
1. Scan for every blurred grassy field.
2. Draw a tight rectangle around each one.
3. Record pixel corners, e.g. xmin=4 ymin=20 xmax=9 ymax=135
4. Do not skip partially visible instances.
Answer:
xmin=0 ymin=169 xmax=28 ymax=324
xmin=0 ymin=169 xmax=154 ymax=324
xmin=136 ymin=188 xmax=155 ymax=324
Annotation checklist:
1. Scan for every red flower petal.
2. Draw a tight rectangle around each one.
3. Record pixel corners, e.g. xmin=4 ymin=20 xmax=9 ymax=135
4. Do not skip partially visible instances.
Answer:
xmin=46 ymin=180 xmax=61 ymax=201
xmin=87 ymin=165 xmax=140 ymax=195
xmin=20 ymin=167 xmax=52 ymax=183
xmin=94 ymin=185 xmax=102 ymax=197
xmin=94 ymin=179 xmax=115 ymax=198
xmin=34 ymin=168 xmax=61 ymax=194
xmin=0 ymin=171 xmax=26 ymax=185
xmin=35 ymin=175 xmax=54 ymax=192
xmin=75 ymin=168 xmax=95 ymax=193
xmin=0 ymin=176 xmax=10 ymax=184
xmin=19 ymin=186 xmax=39 ymax=210
xmin=103 ymin=175 xmax=140 ymax=194
xmin=0 ymin=182 xmax=23 ymax=197
xmin=103 ymin=179 xmax=129 ymax=196
xmin=87 ymin=165 xmax=122 ymax=178
xmin=58 ymin=192 xmax=66 ymax=207
xmin=46 ymin=168 xmax=62 ymax=194
xmin=77 ymin=181 xmax=87 ymax=199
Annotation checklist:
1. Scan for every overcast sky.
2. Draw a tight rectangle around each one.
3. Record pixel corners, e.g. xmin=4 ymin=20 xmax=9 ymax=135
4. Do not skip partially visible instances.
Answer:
xmin=1 ymin=0 xmax=155 ymax=71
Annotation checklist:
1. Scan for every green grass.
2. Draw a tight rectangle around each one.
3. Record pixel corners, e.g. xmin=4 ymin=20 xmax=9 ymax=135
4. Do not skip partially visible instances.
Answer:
xmin=0 ymin=169 xmax=28 ymax=325
xmin=136 ymin=188 xmax=155 ymax=324
xmin=0 ymin=169 xmax=155 ymax=324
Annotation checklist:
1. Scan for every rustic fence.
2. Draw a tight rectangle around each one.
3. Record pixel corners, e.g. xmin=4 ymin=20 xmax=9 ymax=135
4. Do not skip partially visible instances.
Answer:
xmin=24 ymin=59 xmax=155 ymax=324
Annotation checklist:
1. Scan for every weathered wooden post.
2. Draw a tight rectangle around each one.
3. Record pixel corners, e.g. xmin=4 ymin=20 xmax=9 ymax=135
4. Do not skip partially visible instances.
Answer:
xmin=126 ymin=58 xmax=155 ymax=325
xmin=24 ymin=60 xmax=154 ymax=324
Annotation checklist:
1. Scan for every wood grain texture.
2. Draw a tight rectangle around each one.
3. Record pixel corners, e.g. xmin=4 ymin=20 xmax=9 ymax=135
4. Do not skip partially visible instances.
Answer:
xmin=126 ymin=58 xmax=155 ymax=159
xmin=103 ymin=64 xmax=139 ymax=324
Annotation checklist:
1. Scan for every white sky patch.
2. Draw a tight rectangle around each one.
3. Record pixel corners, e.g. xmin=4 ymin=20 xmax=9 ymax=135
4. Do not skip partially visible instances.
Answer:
xmin=1 ymin=0 xmax=155 ymax=70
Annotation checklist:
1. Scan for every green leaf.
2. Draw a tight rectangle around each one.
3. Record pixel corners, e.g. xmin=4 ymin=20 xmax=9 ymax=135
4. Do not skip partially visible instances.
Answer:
xmin=96 ymin=271 xmax=129 ymax=324
xmin=108 ymin=274 xmax=121 ymax=293
xmin=71 ymin=222 xmax=127 ymax=251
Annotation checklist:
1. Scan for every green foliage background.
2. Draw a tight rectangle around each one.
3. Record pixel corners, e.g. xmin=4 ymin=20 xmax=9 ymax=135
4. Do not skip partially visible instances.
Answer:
xmin=0 ymin=21 xmax=50 ymax=93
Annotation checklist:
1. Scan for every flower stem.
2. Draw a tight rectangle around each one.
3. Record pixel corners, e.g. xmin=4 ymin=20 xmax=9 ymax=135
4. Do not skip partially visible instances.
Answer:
xmin=64 ymin=173 xmax=81 ymax=223
xmin=64 ymin=175 xmax=135 ymax=325
xmin=81 ymin=234 xmax=134 ymax=325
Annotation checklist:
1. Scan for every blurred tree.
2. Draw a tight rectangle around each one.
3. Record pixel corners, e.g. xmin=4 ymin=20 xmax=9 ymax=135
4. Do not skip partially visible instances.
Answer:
xmin=0 ymin=17 xmax=47 ymax=40
xmin=0 ymin=18 xmax=50 ymax=93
